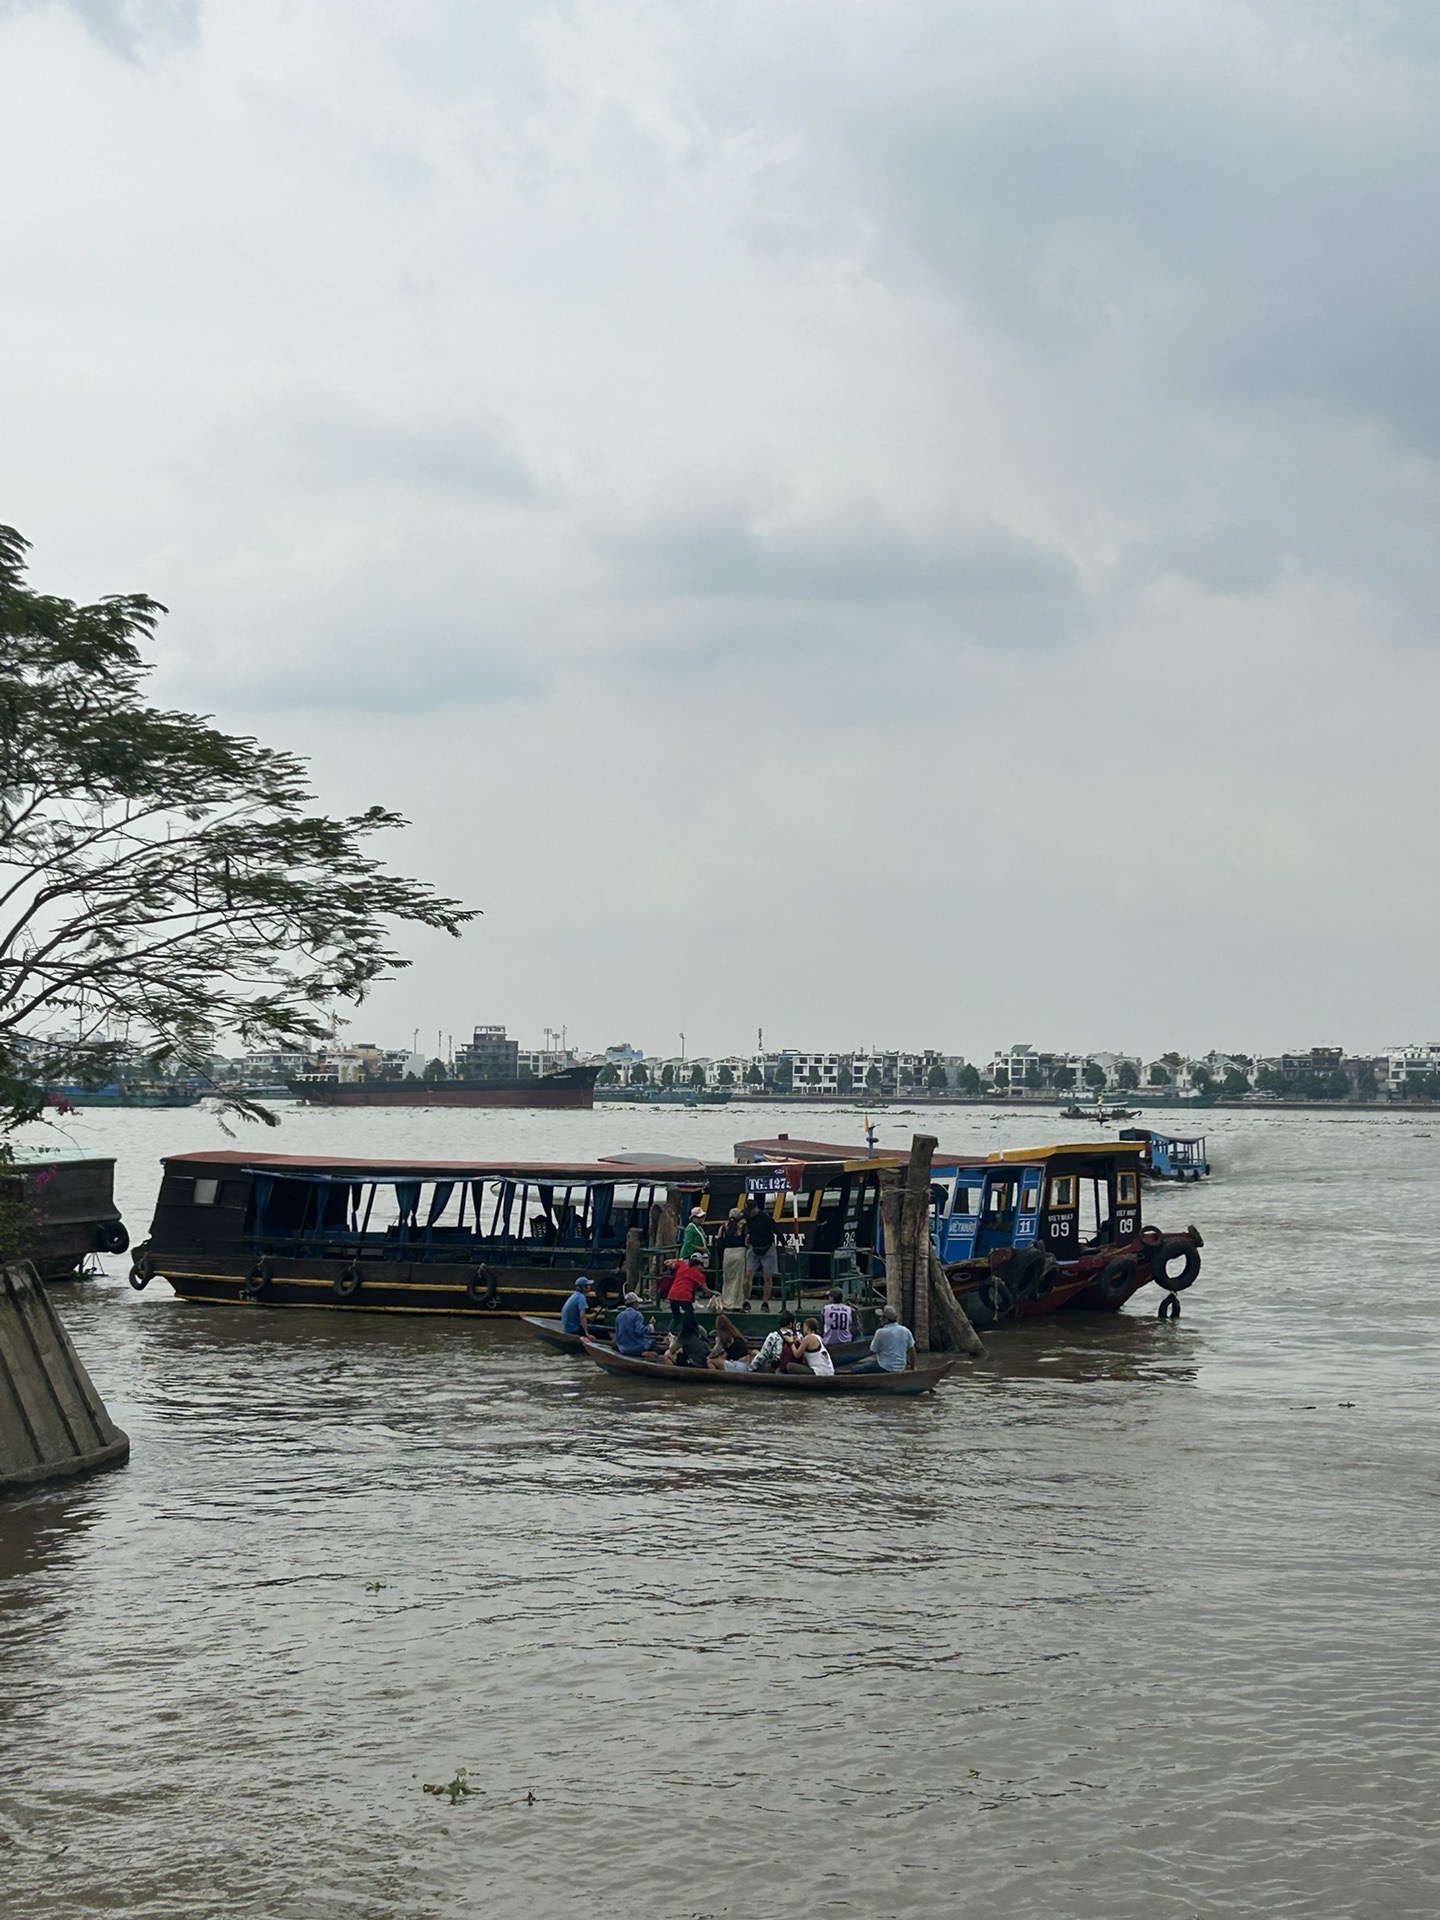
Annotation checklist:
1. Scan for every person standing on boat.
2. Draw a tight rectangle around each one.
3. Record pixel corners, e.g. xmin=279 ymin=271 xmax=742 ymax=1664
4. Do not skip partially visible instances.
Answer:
xmin=679 ymin=1207 xmax=710 ymax=1268
xmin=845 ymin=1305 xmax=917 ymax=1374
xmin=613 ymin=1290 xmax=654 ymax=1359
xmin=717 ymin=1208 xmax=748 ymax=1310
xmin=744 ymin=1198 xmax=779 ymax=1309
xmin=560 ymin=1276 xmax=595 ymax=1338
xmin=665 ymin=1254 xmax=709 ymax=1339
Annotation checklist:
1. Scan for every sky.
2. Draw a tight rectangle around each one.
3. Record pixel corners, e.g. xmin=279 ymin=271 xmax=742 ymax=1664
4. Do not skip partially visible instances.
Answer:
xmin=2 ymin=0 xmax=1438 ymax=1064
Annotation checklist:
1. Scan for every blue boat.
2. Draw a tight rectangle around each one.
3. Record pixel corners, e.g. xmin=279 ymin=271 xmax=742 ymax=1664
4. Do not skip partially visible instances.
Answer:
xmin=1118 ymin=1128 xmax=1209 ymax=1181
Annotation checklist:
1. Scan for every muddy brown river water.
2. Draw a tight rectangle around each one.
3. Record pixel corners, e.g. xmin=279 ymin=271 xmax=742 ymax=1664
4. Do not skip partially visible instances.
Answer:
xmin=2 ymin=1103 xmax=1438 ymax=1918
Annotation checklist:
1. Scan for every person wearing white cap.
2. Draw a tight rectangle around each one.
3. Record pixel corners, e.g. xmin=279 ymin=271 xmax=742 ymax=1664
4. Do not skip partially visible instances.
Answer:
xmin=679 ymin=1205 xmax=710 ymax=1268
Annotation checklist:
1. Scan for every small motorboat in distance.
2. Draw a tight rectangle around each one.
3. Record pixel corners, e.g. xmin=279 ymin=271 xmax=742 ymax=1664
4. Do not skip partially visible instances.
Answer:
xmin=580 ymin=1341 xmax=957 ymax=1394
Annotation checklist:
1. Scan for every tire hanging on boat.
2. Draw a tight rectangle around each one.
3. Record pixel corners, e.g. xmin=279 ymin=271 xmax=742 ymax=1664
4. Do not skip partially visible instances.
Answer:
xmin=332 ymin=1264 xmax=363 ymax=1301
xmin=240 ymin=1256 xmax=274 ymax=1302
xmin=1149 ymin=1240 xmax=1201 ymax=1292
xmin=95 ymin=1219 xmax=130 ymax=1255
xmin=466 ymin=1267 xmax=500 ymax=1309
xmin=962 ymin=1272 xmax=1015 ymax=1329
xmin=1006 ymin=1246 xmax=1056 ymax=1302
xmin=1157 ymin=1291 xmax=1181 ymax=1319
xmin=127 ymin=1243 xmax=155 ymax=1292
xmin=1095 ymin=1254 xmax=1140 ymax=1305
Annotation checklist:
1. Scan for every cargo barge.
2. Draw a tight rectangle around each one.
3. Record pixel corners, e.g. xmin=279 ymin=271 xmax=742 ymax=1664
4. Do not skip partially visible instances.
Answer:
xmin=287 ymin=1064 xmax=598 ymax=1109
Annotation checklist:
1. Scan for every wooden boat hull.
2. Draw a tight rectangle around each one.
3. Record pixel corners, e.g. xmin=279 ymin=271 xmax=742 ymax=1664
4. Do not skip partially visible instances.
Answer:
xmin=581 ymin=1341 xmax=956 ymax=1393
xmin=521 ymin=1314 xmax=871 ymax=1364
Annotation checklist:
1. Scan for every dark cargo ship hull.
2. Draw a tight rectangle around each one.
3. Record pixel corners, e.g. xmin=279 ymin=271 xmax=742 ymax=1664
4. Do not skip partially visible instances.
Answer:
xmin=288 ymin=1067 xmax=597 ymax=1110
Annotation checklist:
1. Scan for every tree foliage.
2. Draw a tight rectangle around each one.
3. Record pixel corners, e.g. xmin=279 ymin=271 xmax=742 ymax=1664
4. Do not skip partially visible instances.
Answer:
xmin=0 ymin=526 xmax=473 ymax=1129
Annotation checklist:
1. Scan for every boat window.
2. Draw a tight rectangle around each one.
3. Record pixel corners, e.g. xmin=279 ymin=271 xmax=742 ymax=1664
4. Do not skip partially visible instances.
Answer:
xmin=1049 ymin=1176 xmax=1075 ymax=1208
xmin=1117 ymin=1172 xmax=1138 ymax=1205
xmin=193 ymin=1178 xmax=219 ymax=1206
xmin=1019 ymin=1183 xmax=1038 ymax=1213
xmin=1079 ymin=1176 xmax=1111 ymax=1241
xmin=951 ymin=1184 xmax=982 ymax=1216
xmin=987 ymin=1180 xmax=1015 ymax=1216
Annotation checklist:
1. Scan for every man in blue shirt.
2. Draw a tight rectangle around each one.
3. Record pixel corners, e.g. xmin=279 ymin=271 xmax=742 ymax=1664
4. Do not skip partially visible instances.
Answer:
xmin=845 ymin=1306 xmax=917 ymax=1373
xmin=560 ymin=1276 xmax=595 ymax=1337
xmin=613 ymin=1290 xmax=654 ymax=1358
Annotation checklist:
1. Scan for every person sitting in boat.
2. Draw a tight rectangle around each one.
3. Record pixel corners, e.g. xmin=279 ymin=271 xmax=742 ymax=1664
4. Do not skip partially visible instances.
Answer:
xmin=707 ymin=1311 xmax=751 ymax=1372
xmin=779 ymin=1319 xmax=835 ymax=1376
xmin=613 ymin=1290 xmax=654 ymax=1360
xmin=749 ymin=1312 xmax=797 ymax=1372
xmin=664 ymin=1255 xmax=710 ymax=1338
xmin=560 ymin=1276 xmax=596 ymax=1338
xmin=821 ymin=1289 xmax=857 ymax=1349
xmin=663 ymin=1323 xmax=711 ymax=1368
xmin=844 ymin=1305 xmax=917 ymax=1374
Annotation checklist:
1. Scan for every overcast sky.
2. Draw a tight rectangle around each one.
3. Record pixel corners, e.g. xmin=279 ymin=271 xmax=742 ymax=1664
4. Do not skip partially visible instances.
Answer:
xmin=3 ymin=0 xmax=1438 ymax=1063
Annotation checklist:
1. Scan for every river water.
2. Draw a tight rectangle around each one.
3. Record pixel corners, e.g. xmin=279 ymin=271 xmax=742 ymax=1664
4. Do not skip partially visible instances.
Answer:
xmin=1 ymin=1102 xmax=1437 ymax=1918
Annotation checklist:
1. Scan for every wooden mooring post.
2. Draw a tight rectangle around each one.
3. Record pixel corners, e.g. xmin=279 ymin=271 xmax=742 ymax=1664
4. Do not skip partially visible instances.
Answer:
xmin=882 ymin=1136 xmax=985 ymax=1359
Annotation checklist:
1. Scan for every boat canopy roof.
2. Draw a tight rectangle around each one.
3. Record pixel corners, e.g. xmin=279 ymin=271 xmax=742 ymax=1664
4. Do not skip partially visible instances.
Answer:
xmin=984 ymin=1142 xmax=1144 ymax=1166
xmin=734 ymin=1134 xmax=1143 ymax=1173
xmin=161 ymin=1150 xmax=717 ymax=1183
xmin=160 ymin=1150 xmax=883 ymax=1184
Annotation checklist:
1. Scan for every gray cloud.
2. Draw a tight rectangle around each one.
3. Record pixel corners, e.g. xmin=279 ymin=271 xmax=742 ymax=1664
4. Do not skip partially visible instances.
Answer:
xmin=199 ymin=389 xmax=540 ymax=502
xmin=2 ymin=0 xmax=201 ymax=58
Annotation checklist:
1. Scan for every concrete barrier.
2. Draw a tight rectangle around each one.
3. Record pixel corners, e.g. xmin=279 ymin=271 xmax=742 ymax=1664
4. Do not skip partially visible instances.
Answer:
xmin=0 ymin=1262 xmax=129 ymax=1496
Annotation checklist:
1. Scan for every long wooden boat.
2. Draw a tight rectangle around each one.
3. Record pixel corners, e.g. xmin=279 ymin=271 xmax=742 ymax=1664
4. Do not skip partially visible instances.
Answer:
xmin=132 ymin=1150 xmax=890 ymax=1323
xmin=521 ymin=1313 xmax=870 ymax=1365
xmin=581 ymin=1340 xmax=956 ymax=1394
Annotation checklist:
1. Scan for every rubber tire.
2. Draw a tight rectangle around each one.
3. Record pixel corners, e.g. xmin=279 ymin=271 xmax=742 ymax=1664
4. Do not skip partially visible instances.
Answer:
xmin=963 ymin=1274 xmax=1016 ymax=1329
xmin=1009 ymin=1247 xmax=1057 ymax=1301
xmin=127 ymin=1248 xmax=154 ymax=1292
xmin=333 ymin=1266 xmax=363 ymax=1301
xmin=1151 ymin=1242 xmax=1201 ymax=1292
xmin=466 ymin=1268 xmax=500 ymax=1309
xmin=95 ymin=1220 xmax=130 ymax=1255
xmin=241 ymin=1258 xmax=274 ymax=1303
xmin=1096 ymin=1254 xmax=1139 ymax=1305
xmin=1157 ymin=1292 xmax=1181 ymax=1319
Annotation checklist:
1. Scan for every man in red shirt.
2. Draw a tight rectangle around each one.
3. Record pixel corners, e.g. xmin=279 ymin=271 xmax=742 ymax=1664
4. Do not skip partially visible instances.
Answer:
xmin=663 ymin=1256 xmax=710 ymax=1338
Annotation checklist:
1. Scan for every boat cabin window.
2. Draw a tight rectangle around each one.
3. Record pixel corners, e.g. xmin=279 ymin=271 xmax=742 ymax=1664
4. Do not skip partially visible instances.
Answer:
xmin=950 ymin=1183 xmax=983 ymax=1216
xmin=1049 ymin=1176 xmax=1075 ymax=1209
xmin=986 ymin=1179 xmax=1018 ymax=1217
xmin=1078 ymin=1175 xmax=1112 ymax=1242
xmin=193 ymin=1178 xmax=219 ymax=1206
xmin=1019 ymin=1182 xmax=1038 ymax=1214
xmin=1117 ymin=1172 xmax=1138 ymax=1206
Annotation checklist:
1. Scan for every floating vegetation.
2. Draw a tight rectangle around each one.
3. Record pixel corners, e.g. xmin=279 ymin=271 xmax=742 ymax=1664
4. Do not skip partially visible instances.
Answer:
xmin=424 ymin=1768 xmax=479 ymax=1805
xmin=365 ymin=1581 xmax=388 ymax=1592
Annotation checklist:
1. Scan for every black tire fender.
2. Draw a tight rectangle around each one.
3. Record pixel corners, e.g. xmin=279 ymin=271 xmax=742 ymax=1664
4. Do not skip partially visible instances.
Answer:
xmin=333 ymin=1264 xmax=363 ymax=1301
xmin=1157 ymin=1291 xmax=1181 ymax=1320
xmin=1096 ymin=1253 xmax=1140 ymax=1305
xmin=96 ymin=1219 xmax=130 ymax=1256
xmin=241 ymin=1256 xmax=274 ymax=1302
xmin=466 ymin=1267 xmax=500 ymax=1309
xmin=1151 ymin=1240 xmax=1201 ymax=1292
xmin=962 ymin=1273 xmax=1016 ymax=1329
xmin=127 ymin=1244 xmax=155 ymax=1292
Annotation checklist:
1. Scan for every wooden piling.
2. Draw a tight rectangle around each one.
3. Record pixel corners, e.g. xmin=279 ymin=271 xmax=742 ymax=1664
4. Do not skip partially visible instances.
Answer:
xmin=928 ymin=1246 xmax=986 ymax=1357
xmin=624 ymin=1227 xmax=643 ymax=1298
xmin=1 ymin=1262 xmax=129 ymax=1496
